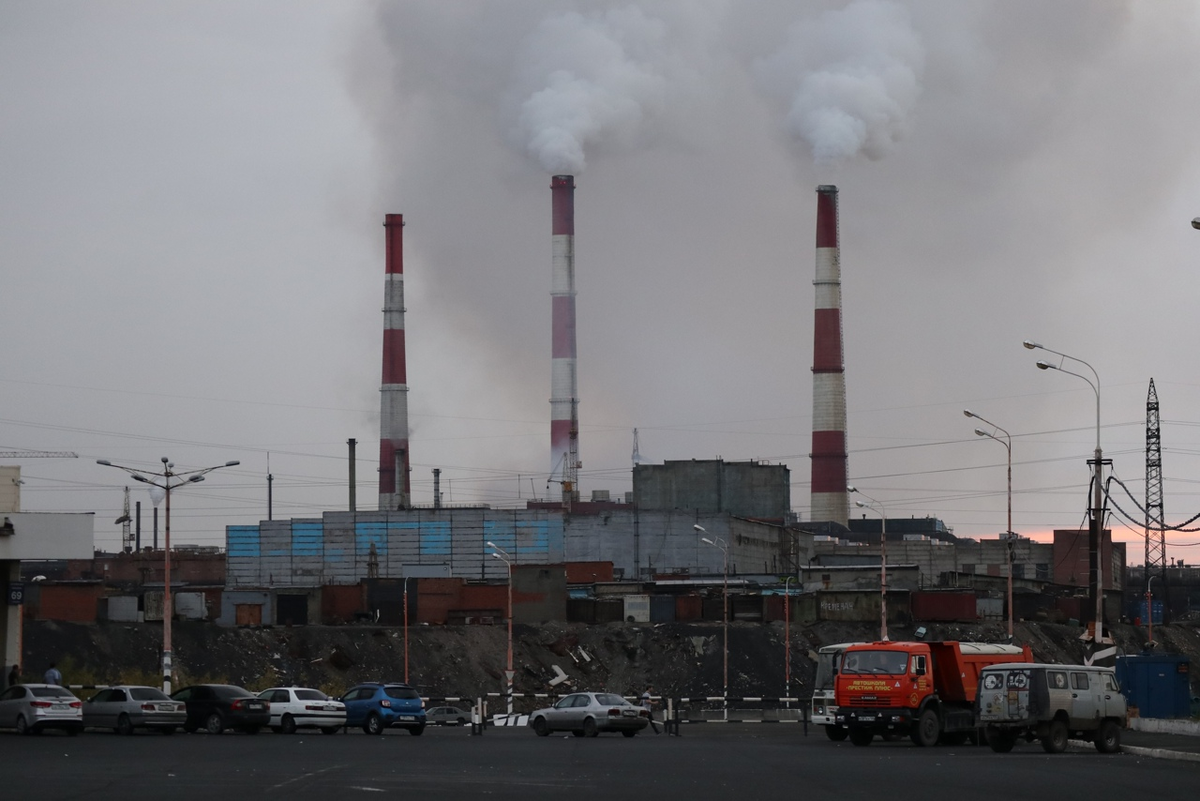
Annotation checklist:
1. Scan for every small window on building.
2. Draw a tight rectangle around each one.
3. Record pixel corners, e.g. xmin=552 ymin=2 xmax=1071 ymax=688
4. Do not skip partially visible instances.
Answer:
xmin=962 ymin=564 xmax=975 ymax=574
xmin=1036 ymin=564 xmax=1050 ymax=581
xmin=1012 ymin=563 xmax=1025 ymax=579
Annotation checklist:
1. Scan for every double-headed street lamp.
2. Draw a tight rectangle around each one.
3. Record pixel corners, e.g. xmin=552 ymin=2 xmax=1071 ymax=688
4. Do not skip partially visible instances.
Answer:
xmin=848 ymin=486 xmax=888 ymax=642
xmin=96 ymin=457 xmax=239 ymax=693
xmin=964 ymin=409 xmax=1015 ymax=640
xmin=1025 ymin=339 xmax=1107 ymax=644
xmin=486 ymin=541 xmax=515 ymax=715
xmin=694 ymin=524 xmax=728 ymax=716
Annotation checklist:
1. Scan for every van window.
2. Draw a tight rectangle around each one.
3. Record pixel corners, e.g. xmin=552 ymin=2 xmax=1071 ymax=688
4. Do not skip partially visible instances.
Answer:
xmin=1047 ymin=671 xmax=1068 ymax=690
xmin=1071 ymin=672 xmax=1090 ymax=690
xmin=1105 ymin=674 xmax=1119 ymax=692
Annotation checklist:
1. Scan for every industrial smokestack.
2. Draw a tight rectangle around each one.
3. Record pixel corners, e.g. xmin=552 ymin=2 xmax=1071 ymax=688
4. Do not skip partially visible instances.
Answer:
xmin=550 ymin=175 xmax=579 ymax=499
xmin=379 ymin=214 xmax=411 ymax=511
xmin=810 ymin=185 xmax=849 ymax=526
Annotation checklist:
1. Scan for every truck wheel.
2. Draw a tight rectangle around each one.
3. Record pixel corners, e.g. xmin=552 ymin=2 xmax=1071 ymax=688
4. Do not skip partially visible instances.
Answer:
xmin=1094 ymin=720 xmax=1121 ymax=754
xmin=986 ymin=727 xmax=1016 ymax=753
xmin=910 ymin=709 xmax=939 ymax=748
xmin=848 ymin=728 xmax=873 ymax=747
xmin=1040 ymin=719 xmax=1068 ymax=754
xmin=824 ymin=725 xmax=848 ymax=742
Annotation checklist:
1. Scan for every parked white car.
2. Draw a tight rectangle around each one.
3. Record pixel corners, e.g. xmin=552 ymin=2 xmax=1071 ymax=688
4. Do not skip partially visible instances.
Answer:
xmin=0 ymin=684 xmax=84 ymax=735
xmin=257 ymin=687 xmax=346 ymax=734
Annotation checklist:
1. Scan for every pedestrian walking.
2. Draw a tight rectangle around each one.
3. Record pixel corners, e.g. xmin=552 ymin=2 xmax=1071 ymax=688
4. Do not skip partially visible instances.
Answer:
xmin=6 ymin=664 xmax=18 ymax=688
xmin=641 ymin=684 xmax=660 ymax=734
xmin=44 ymin=662 xmax=62 ymax=686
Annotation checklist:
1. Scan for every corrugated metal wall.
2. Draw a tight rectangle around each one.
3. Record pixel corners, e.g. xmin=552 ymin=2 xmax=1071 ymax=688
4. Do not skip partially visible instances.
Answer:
xmin=226 ymin=509 xmax=566 ymax=588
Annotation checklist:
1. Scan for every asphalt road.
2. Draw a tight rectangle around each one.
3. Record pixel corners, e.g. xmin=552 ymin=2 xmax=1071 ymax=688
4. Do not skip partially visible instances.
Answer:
xmin=4 ymin=725 xmax=1198 ymax=800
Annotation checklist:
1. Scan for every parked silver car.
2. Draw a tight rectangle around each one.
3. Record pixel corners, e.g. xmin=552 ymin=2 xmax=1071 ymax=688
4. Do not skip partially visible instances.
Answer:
xmin=0 ymin=684 xmax=84 ymax=735
xmin=257 ymin=687 xmax=346 ymax=734
xmin=426 ymin=705 xmax=470 ymax=726
xmin=528 ymin=692 xmax=649 ymax=737
xmin=83 ymin=685 xmax=186 ymax=735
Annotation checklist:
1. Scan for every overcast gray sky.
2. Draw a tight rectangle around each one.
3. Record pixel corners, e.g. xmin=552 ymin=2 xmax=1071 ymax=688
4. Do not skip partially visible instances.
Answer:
xmin=3 ymin=1 xmax=1200 ymax=562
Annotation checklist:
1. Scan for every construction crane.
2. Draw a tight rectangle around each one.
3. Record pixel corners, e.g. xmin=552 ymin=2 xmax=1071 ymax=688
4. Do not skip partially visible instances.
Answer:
xmin=0 ymin=449 xmax=79 ymax=459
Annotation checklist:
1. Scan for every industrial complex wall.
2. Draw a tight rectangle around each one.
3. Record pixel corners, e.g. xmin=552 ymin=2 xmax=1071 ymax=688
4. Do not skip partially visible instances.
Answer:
xmin=225 ymin=509 xmax=800 ymax=589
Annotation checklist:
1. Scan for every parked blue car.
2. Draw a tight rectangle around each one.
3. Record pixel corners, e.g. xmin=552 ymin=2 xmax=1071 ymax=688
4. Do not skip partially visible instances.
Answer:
xmin=341 ymin=682 xmax=426 ymax=736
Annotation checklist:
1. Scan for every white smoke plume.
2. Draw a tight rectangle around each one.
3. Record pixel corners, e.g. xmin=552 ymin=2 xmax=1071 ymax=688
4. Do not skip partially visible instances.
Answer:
xmin=508 ymin=6 xmax=677 ymax=174
xmin=756 ymin=0 xmax=925 ymax=167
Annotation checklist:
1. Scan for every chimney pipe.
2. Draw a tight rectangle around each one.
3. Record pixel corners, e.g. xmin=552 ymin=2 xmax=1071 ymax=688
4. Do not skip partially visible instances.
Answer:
xmin=433 ymin=468 xmax=442 ymax=510
xmin=379 ymin=214 xmax=411 ymax=510
xmin=348 ymin=438 xmax=357 ymax=513
xmin=810 ymin=185 xmax=849 ymax=526
xmin=550 ymin=175 xmax=579 ymax=500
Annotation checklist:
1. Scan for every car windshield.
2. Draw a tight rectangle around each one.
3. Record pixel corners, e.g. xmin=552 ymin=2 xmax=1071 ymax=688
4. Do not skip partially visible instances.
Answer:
xmin=32 ymin=687 xmax=74 ymax=698
xmin=384 ymin=686 xmax=420 ymax=700
xmin=594 ymin=694 xmax=626 ymax=706
xmin=296 ymin=690 xmax=328 ymax=701
xmin=841 ymin=650 xmax=909 ymax=675
xmin=130 ymin=688 xmax=171 ymax=701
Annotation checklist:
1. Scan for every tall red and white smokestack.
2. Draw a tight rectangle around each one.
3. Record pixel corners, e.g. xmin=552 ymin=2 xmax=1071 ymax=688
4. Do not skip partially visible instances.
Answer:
xmin=810 ymin=185 xmax=849 ymax=526
xmin=379 ymin=213 xmax=410 ymax=511
xmin=550 ymin=175 xmax=579 ymax=496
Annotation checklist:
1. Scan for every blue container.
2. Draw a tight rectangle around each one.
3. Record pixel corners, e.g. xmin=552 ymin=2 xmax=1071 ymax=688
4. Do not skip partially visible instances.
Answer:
xmin=1115 ymin=654 xmax=1191 ymax=718
xmin=1141 ymin=600 xmax=1164 ymax=625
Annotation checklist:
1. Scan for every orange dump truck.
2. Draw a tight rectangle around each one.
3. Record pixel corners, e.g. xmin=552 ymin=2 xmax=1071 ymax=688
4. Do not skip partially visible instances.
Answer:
xmin=834 ymin=640 xmax=1033 ymax=747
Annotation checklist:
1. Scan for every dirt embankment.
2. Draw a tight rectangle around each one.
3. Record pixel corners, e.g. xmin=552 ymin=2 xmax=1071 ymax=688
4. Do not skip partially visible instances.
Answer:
xmin=21 ymin=618 xmax=1200 ymax=703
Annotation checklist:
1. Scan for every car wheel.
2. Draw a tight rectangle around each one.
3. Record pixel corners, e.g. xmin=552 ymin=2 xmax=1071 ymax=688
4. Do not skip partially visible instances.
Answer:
xmin=1041 ymin=719 xmax=1068 ymax=754
xmin=1095 ymin=720 xmax=1121 ymax=754
xmin=532 ymin=717 xmax=549 ymax=737
xmin=321 ymin=727 xmax=340 ymax=735
xmin=582 ymin=717 xmax=599 ymax=738
xmin=912 ymin=709 xmax=940 ymax=748
xmin=456 ymin=717 xmax=466 ymax=726
xmin=849 ymin=728 xmax=873 ymax=747
xmin=986 ymin=727 xmax=1016 ymax=753
xmin=280 ymin=714 xmax=297 ymax=735
xmin=15 ymin=715 xmax=29 ymax=736
xmin=408 ymin=724 xmax=425 ymax=737
xmin=622 ymin=730 xmax=638 ymax=738
xmin=364 ymin=712 xmax=384 ymax=736
xmin=116 ymin=714 xmax=135 ymax=736
xmin=824 ymin=725 xmax=848 ymax=742
xmin=205 ymin=713 xmax=225 ymax=735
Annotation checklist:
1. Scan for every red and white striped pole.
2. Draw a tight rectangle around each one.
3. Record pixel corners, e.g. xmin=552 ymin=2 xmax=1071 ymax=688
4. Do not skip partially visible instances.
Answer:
xmin=379 ymin=213 xmax=410 ymax=510
xmin=550 ymin=175 xmax=579 ymax=499
xmin=810 ymin=185 xmax=849 ymax=526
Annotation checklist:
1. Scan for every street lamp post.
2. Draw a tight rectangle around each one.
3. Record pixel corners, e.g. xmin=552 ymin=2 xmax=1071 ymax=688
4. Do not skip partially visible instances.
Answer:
xmin=486 ymin=541 xmax=514 ymax=715
xmin=1146 ymin=574 xmax=1158 ymax=647
xmin=96 ymin=457 xmax=239 ymax=693
xmin=784 ymin=575 xmax=796 ymax=704
xmin=403 ymin=576 xmax=412 ymax=684
xmin=1025 ymin=340 xmax=1107 ymax=644
xmin=848 ymin=486 xmax=888 ymax=642
xmin=964 ymin=409 xmax=1015 ymax=640
xmin=694 ymin=524 xmax=728 ymax=718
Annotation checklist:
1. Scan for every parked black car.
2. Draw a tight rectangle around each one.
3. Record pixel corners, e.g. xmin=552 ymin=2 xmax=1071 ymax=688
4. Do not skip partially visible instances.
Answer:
xmin=171 ymin=684 xmax=270 ymax=735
